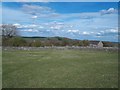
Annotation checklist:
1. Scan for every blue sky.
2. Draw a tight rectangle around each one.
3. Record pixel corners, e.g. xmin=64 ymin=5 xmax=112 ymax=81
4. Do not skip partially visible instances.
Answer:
xmin=2 ymin=0 xmax=120 ymax=2
xmin=1 ymin=2 xmax=119 ymax=42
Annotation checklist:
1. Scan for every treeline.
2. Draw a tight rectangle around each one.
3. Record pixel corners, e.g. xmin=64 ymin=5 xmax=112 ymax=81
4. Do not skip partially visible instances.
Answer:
xmin=2 ymin=36 xmax=118 ymax=47
xmin=2 ymin=37 xmax=90 ymax=47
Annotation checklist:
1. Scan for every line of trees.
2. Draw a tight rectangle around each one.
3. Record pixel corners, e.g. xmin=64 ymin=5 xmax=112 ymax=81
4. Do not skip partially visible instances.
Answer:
xmin=2 ymin=37 xmax=90 ymax=47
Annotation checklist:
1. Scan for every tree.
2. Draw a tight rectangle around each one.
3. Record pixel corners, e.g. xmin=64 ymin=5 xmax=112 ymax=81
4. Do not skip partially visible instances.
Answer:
xmin=12 ymin=37 xmax=27 ymax=46
xmin=103 ymin=42 xmax=114 ymax=47
xmin=2 ymin=24 xmax=17 ymax=39
xmin=31 ymin=40 xmax=41 ymax=47
xmin=62 ymin=38 xmax=70 ymax=46
xmin=2 ymin=37 xmax=27 ymax=47
xmin=82 ymin=40 xmax=89 ymax=46
xmin=78 ymin=41 xmax=84 ymax=46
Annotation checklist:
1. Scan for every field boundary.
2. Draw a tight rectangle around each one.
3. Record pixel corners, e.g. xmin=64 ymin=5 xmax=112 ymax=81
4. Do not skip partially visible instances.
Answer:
xmin=2 ymin=46 xmax=119 ymax=52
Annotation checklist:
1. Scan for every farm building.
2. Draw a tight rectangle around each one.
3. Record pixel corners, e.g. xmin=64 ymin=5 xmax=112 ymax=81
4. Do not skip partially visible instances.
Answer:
xmin=89 ymin=41 xmax=103 ymax=48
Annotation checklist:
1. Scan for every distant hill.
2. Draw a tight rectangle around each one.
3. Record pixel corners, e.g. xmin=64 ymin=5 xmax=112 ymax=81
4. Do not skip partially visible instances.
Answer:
xmin=22 ymin=36 xmax=74 ymax=42
xmin=22 ymin=36 xmax=117 ymax=43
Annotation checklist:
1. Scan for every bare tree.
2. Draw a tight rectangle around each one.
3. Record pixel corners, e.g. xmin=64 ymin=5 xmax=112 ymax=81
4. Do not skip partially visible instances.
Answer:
xmin=1 ymin=24 xmax=17 ymax=38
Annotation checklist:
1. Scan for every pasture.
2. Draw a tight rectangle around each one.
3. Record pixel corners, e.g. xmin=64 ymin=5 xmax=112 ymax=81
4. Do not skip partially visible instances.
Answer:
xmin=2 ymin=48 xmax=118 ymax=88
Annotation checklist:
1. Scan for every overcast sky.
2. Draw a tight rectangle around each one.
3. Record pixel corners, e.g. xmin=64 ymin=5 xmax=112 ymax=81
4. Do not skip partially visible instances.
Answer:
xmin=1 ymin=2 xmax=119 ymax=42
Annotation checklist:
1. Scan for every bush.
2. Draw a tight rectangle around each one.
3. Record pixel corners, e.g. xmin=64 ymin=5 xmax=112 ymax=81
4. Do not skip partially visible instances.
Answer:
xmin=79 ymin=41 xmax=84 ymax=46
xmin=31 ymin=40 xmax=41 ymax=47
xmin=82 ymin=40 xmax=89 ymax=46
xmin=2 ymin=37 xmax=27 ymax=46
xmin=12 ymin=37 xmax=27 ymax=46
xmin=103 ymin=42 xmax=114 ymax=47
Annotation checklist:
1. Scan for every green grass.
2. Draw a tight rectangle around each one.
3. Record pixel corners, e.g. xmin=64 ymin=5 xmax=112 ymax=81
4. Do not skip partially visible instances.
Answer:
xmin=0 ymin=48 xmax=2 ymax=89
xmin=2 ymin=49 xmax=118 ymax=88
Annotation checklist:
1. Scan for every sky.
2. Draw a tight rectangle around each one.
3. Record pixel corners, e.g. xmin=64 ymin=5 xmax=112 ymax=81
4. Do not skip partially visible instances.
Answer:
xmin=2 ymin=0 xmax=120 ymax=2
xmin=1 ymin=2 xmax=119 ymax=42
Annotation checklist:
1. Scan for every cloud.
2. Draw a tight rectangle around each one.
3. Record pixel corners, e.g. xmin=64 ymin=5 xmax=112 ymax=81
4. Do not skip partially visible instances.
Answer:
xmin=82 ymin=31 xmax=90 ymax=35
xmin=104 ymin=28 xmax=118 ymax=34
xmin=67 ymin=29 xmax=79 ymax=33
xmin=31 ymin=16 xmax=38 ymax=19
xmin=20 ymin=28 xmax=39 ymax=32
xmin=50 ymin=26 xmax=62 ymax=30
xmin=95 ymin=28 xmax=118 ymax=37
xmin=2 ymin=0 xmax=51 ymax=2
xmin=16 ymin=24 xmax=38 ymax=29
xmin=54 ymin=12 xmax=98 ymax=22
xmin=21 ymin=4 xmax=60 ymax=19
xmin=100 ymin=8 xmax=118 ymax=15
xmin=13 ymin=23 xmax=21 ymax=26
xmin=22 ymin=4 xmax=54 ymax=15
xmin=2 ymin=6 xmax=33 ymax=24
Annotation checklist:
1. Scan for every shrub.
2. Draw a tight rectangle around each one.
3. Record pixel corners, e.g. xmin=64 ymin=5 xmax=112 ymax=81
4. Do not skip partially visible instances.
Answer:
xmin=103 ymin=42 xmax=114 ymax=47
xmin=31 ymin=40 xmax=41 ymax=47
xmin=82 ymin=40 xmax=89 ymax=46
xmin=2 ymin=37 xmax=27 ymax=46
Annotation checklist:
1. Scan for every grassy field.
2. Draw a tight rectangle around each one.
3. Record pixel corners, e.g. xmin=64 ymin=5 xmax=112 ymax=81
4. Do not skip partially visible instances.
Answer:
xmin=0 ymin=48 xmax=2 ymax=89
xmin=2 ymin=49 xmax=118 ymax=88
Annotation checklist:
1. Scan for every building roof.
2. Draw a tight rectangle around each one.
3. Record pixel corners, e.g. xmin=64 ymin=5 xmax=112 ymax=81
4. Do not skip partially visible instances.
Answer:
xmin=90 ymin=41 xmax=102 ymax=45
